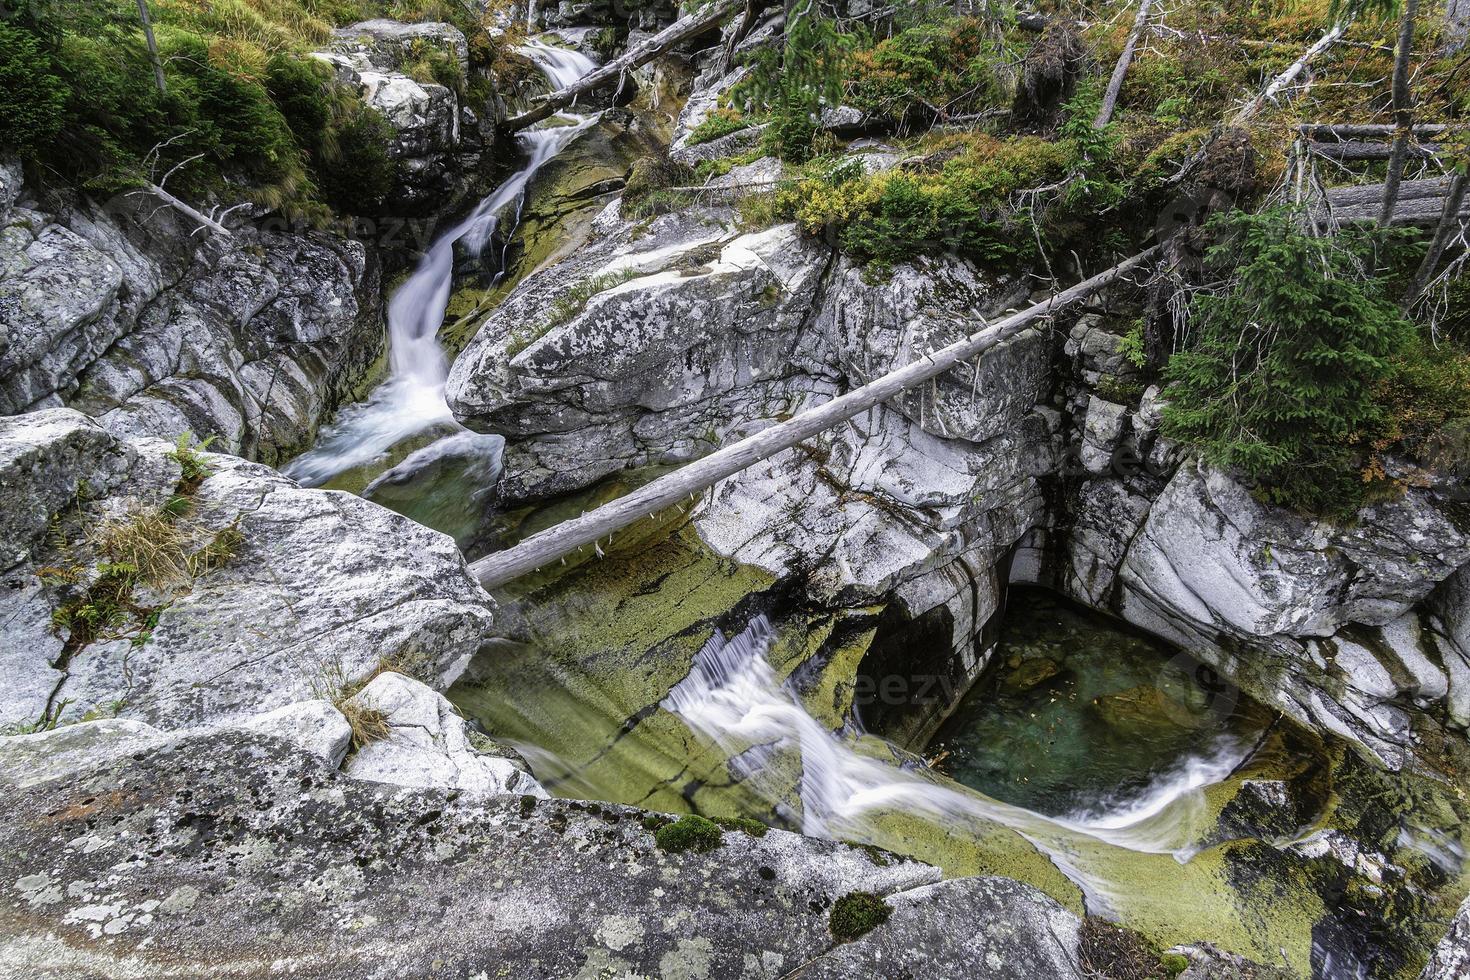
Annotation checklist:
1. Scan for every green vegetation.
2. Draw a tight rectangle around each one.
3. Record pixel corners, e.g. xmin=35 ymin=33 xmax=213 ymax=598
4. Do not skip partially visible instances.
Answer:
xmin=828 ymin=891 xmax=891 ymax=941
xmin=0 ymin=0 xmax=502 ymax=217
xmin=844 ymin=17 xmax=1007 ymax=123
xmin=654 ymin=814 xmax=726 ymax=853
xmin=1160 ymin=209 xmax=1427 ymax=516
xmin=712 ymin=814 xmax=769 ymax=837
xmin=686 ymin=107 xmax=751 ymax=146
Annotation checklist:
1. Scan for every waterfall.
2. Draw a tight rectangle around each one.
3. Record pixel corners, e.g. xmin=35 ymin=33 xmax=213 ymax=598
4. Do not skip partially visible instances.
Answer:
xmin=284 ymin=41 xmax=599 ymax=487
xmin=663 ymin=614 xmax=1256 ymax=913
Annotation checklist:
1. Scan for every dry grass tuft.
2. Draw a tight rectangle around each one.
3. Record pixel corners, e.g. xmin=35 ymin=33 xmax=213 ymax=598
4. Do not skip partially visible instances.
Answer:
xmin=89 ymin=507 xmax=193 ymax=588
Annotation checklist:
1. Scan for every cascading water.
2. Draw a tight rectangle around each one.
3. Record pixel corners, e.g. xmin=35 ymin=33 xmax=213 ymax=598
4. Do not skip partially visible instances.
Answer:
xmin=284 ymin=41 xmax=599 ymax=487
xmin=663 ymin=614 xmax=1256 ymax=912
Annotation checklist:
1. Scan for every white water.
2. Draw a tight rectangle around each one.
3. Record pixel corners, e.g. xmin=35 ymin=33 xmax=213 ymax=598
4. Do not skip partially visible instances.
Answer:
xmin=663 ymin=615 xmax=1252 ymax=911
xmin=284 ymin=42 xmax=599 ymax=487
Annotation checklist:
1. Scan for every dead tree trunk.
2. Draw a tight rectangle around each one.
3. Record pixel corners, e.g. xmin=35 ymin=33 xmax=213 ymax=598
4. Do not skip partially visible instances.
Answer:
xmin=1094 ymin=0 xmax=1154 ymax=129
xmin=136 ymin=0 xmax=167 ymax=95
xmin=469 ymin=247 xmax=1159 ymax=589
xmin=1166 ymin=21 xmax=1349 ymax=186
xmin=1404 ymin=167 xmax=1469 ymax=306
xmin=1380 ymin=0 xmax=1420 ymax=226
xmin=504 ymin=0 xmax=741 ymax=131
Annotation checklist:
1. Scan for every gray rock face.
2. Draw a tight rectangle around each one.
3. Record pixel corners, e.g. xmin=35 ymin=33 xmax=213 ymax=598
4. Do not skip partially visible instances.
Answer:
xmin=797 ymin=876 xmax=1084 ymax=980
xmin=343 ymin=671 xmax=546 ymax=797
xmin=449 ymin=219 xmax=837 ymax=501
xmin=1016 ymin=448 xmax=1470 ymax=769
xmin=0 ymin=724 xmax=1053 ymax=979
xmin=0 ymin=164 xmax=382 ymax=464
xmin=0 ymin=408 xmax=493 ymax=732
xmin=317 ymin=21 xmax=498 ymax=211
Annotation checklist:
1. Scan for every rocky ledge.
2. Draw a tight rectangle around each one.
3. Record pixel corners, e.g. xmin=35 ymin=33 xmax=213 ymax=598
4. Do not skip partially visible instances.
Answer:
xmin=0 ymin=715 xmax=1099 ymax=980
xmin=0 ymin=408 xmax=492 ymax=732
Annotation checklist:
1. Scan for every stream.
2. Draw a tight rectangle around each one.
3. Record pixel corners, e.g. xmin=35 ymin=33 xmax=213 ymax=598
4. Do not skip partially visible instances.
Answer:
xmin=275 ymin=36 xmax=1470 ymax=979
xmin=283 ymin=40 xmax=599 ymax=489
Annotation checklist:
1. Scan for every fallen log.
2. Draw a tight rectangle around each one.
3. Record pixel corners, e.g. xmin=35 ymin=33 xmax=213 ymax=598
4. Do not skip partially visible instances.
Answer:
xmin=1307 ymin=140 xmax=1443 ymax=160
xmin=469 ymin=246 xmax=1159 ymax=589
xmin=1405 ymin=169 xmax=1469 ymax=305
xmin=504 ymin=0 xmax=741 ymax=132
xmin=1298 ymin=122 xmax=1450 ymax=140
xmin=1094 ymin=0 xmax=1155 ymax=129
xmin=1321 ymin=175 xmax=1470 ymax=226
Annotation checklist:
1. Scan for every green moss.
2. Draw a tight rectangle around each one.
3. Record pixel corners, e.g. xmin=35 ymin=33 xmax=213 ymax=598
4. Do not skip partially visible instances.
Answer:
xmin=654 ymin=814 xmax=725 ymax=854
xmin=712 ymin=815 xmax=768 ymax=838
xmin=1159 ymin=953 xmax=1189 ymax=976
xmin=828 ymin=891 xmax=891 ymax=942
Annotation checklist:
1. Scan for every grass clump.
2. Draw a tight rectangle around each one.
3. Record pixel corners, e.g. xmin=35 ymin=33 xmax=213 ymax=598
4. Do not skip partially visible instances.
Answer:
xmin=828 ymin=891 xmax=891 ymax=942
xmin=686 ymin=107 xmax=750 ymax=146
xmin=653 ymin=814 xmax=725 ymax=854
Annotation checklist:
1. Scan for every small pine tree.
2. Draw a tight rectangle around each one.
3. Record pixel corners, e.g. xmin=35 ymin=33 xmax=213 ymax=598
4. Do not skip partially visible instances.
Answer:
xmin=1161 ymin=208 xmax=1416 ymax=517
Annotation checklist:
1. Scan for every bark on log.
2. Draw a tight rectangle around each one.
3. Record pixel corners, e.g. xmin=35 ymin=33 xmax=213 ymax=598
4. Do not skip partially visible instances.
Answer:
xmin=1094 ymin=0 xmax=1154 ymax=129
xmin=1307 ymin=140 xmax=1442 ymax=160
xmin=1298 ymin=122 xmax=1449 ymax=140
xmin=469 ymin=247 xmax=1159 ymax=589
xmin=504 ymin=0 xmax=741 ymax=131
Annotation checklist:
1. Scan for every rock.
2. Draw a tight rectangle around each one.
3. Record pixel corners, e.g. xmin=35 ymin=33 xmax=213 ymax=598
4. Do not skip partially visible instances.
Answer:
xmin=820 ymin=257 xmax=1041 ymax=444
xmin=0 ymin=411 xmax=493 ymax=732
xmin=1420 ymin=895 xmax=1470 ymax=980
xmin=1092 ymin=685 xmax=1194 ymax=736
xmin=343 ymin=672 xmax=546 ymax=797
xmin=238 ymin=699 xmax=353 ymax=767
xmin=1080 ymin=395 xmax=1129 ymax=475
xmin=0 ymin=718 xmax=169 ymax=789
xmin=0 ymin=409 xmax=131 ymax=570
xmin=1000 ymin=657 xmax=1062 ymax=695
xmin=0 ymin=179 xmax=383 ymax=464
xmin=317 ymin=21 xmax=496 ymax=212
xmin=0 ymin=725 xmax=972 ymax=978
xmin=1107 ymin=459 xmax=1470 ymax=767
xmin=796 ymin=876 xmax=1085 ymax=979
xmin=1214 ymin=780 xmax=1308 ymax=843
xmin=449 ymin=220 xmax=834 ymax=501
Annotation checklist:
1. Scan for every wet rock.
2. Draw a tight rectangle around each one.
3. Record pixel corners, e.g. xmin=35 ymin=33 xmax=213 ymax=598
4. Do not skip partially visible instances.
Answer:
xmin=362 ymin=430 xmax=503 ymax=551
xmin=1215 ymin=780 xmax=1308 ymax=843
xmin=1092 ymin=685 xmax=1194 ymax=737
xmin=343 ymin=671 xmax=547 ymax=797
xmin=797 ymin=876 xmax=1085 ymax=979
xmin=1000 ymin=657 xmax=1062 ymax=695
xmin=1420 ymin=895 xmax=1470 ymax=980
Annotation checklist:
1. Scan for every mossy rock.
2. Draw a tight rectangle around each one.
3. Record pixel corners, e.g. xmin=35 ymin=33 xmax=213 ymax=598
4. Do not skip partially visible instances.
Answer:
xmin=828 ymin=891 xmax=891 ymax=942
xmin=655 ymin=814 xmax=724 ymax=854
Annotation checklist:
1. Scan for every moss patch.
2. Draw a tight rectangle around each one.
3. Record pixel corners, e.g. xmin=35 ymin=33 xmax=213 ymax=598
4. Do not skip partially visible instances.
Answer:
xmin=655 ymin=814 xmax=724 ymax=854
xmin=828 ymin=891 xmax=891 ymax=942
